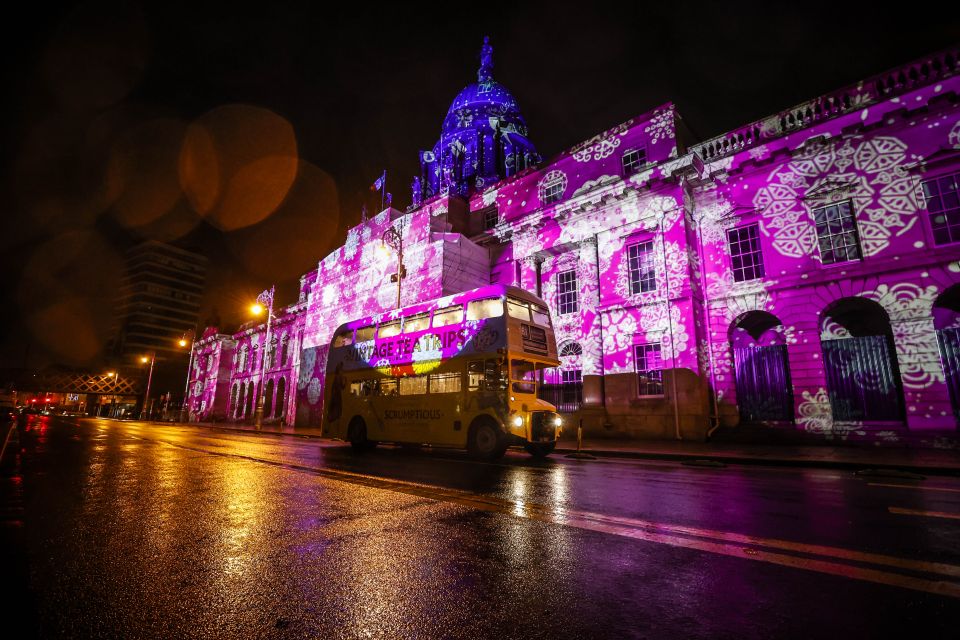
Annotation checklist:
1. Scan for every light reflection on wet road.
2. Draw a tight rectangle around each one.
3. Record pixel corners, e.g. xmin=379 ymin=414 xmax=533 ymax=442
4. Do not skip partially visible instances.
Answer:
xmin=2 ymin=416 xmax=960 ymax=639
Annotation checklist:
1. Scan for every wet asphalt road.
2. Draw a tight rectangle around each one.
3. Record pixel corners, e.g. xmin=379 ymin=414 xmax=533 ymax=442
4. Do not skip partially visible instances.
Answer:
xmin=2 ymin=416 xmax=960 ymax=639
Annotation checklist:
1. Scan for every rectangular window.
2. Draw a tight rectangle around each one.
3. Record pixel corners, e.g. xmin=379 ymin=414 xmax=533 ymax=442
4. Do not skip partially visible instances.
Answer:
xmin=399 ymin=375 xmax=427 ymax=395
xmin=628 ymin=241 xmax=657 ymax=294
xmin=634 ymin=344 xmax=664 ymax=396
xmin=467 ymin=298 xmax=503 ymax=321
xmin=727 ymin=224 xmax=765 ymax=282
xmin=531 ymin=304 xmax=551 ymax=327
xmin=621 ymin=148 xmax=647 ymax=176
xmin=542 ymin=179 xmax=565 ymax=204
xmin=561 ymin=369 xmax=583 ymax=406
xmin=921 ymin=172 xmax=960 ymax=245
xmin=813 ymin=201 xmax=862 ymax=263
xmin=378 ymin=378 xmax=399 ymax=396
xmin=511 ymin=359 xmax=537 ymax=394
xmin=403 ymin=312 xmax=430 ymax=333
xmin=507 ymin=298 xmax=531 ymax=321
xmin=432 ymin=305 xmax=462 ymax=327
xmin=482 ymin=206 xmax=500 ymax=230
xmin=468 ymin=359 xmax=502 ymax=390
xmin=378 ymin=320 xmax=402 ymax=338
xmin=556 ymin=270 xmax=579 ymax=315
xmin=428 ymin=372 xmax=461 ymax=394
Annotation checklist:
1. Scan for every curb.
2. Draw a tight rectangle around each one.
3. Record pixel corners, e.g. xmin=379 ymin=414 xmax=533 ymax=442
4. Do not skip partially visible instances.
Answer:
xmin=166 ymin=421 xmax=960 ymax=477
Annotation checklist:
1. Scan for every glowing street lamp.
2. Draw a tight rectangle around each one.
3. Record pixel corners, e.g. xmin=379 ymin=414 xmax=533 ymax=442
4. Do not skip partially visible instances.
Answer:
xmin=381 ymin=225 xmax=406 ymax=309
xmin=178 ymin=330 xmax=196 ymax=423
xmin=139 ymin=352 xmax=156 ymax=420
xmin=251 ymin=286 xmax=275 ymax=429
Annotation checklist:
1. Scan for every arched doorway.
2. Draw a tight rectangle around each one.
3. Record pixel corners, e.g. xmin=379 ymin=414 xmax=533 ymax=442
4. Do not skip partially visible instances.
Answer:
xmin=264 ymin=379 xmax=274 ymax=418
xmin=275 ymin=377 xmax=286 ymax=420
xmin=820 ymin=297 xmax=904 ymax=423
xmin=246 ymin=381 xmax=255 ymax=420
xmin=230 ymin=384 xmax=238 ymax=418
xmin=934 ymin=284 xmax=960 ymax=425
xmin=236 ymin=383 xmax=245 ymax=419
xmin=730 ymin=311 xmax=793 ymax=423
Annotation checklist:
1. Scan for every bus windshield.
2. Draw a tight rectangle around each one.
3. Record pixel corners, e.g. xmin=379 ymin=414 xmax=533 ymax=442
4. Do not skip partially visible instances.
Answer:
xmin=511 ymin=359 xmax=543 ymax=394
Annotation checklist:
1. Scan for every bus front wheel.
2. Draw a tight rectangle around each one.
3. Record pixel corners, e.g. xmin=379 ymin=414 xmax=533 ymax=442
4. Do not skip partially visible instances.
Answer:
xmin=468 ymin=419 xmax=506 ymax=460
xmin=348 ymin=418 xmax=376 ymax=451
xmin=524 ymin=442 xmax=556 ymax=458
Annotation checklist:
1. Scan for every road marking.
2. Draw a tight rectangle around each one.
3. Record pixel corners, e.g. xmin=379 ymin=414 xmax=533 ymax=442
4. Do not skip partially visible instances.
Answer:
xmin=125 ymin=429 xmax=960 ymax=599
xmin=869 ymin=482 xmax=960 ymax=493
xmin=889 ymin=507 xmax=960 ymax=521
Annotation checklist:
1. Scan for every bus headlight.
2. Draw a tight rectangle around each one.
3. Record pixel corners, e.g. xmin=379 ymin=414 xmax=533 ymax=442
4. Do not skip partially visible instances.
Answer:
xmin=512 ymin=415 xmax=523 ymax=427
xmin=553 ymin=416 xmax=562 ymax=427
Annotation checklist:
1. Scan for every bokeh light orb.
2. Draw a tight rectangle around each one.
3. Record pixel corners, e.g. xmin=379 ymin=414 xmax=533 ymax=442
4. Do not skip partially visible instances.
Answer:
xmin=179 ymin=104 xmax=299 ymax=230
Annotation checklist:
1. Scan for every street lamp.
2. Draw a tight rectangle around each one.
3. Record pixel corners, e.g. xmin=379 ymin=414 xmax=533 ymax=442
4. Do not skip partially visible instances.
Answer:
xmin=251 ymin=286 xmax=275 ymax=429
xmin=178 ymin=330 xmax=196 ymax=423
xmin=381 ymin=224 xmax=406 ymax=309
xmin=106 ymin=371 xmax=119 ymax=417
xmin=139 ymin=352 xmax=156 ymax=420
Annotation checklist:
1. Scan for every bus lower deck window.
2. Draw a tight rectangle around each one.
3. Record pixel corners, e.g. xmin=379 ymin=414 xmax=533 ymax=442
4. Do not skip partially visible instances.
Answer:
xmin=399 ymin=375 xmax=427 ymax=395
xmin=429 ymin=372 xmax=461 ymax=393
xmin=511 ymin=359 xmax=537 ymax=394
xmin=379 ymin=379 xmax=399 ymax=395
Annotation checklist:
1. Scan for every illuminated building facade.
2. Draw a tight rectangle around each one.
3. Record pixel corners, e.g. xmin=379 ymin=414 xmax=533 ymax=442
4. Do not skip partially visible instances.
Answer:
xmin=187 ymin=43 xmax=960 ymax=444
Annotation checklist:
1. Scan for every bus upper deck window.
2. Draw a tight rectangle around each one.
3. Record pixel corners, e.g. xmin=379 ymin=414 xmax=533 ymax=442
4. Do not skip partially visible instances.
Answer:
xmin=379 ymin=319 xmax=402 ymax=338
xmin=432 ymin=305 xmax=462 ymax=327
xmin=467 ymin=298 xmax=503 ymax=321
xmin=355 ymin=326 xmax=376 ymax=342
xmin=404 ymin=312 xmax=430 ymax=333
xmin=532 ymin=305 xmax=551 ymax=327
xmin=507 ymin=298 xmax=531 ymax=321
xmin=333 ymin=329 xmax=354 ymax=347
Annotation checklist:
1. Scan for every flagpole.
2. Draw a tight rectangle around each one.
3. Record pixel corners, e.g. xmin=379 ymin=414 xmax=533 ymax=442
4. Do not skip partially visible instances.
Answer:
xmin=381 ymin=172 xmax=386 ymax=212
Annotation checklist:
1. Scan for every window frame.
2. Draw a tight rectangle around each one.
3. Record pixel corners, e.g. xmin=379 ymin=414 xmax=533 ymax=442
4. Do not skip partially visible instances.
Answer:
xmin=621 ymin=147 xmax=648 ymax=177
xmin=556 ymin=269 xmax=579 ymax=316
xmin=726 ymin=223 xmax=766 ymax=283
xmin=920 ymin=170 xmax=960 ymax=246
xmin=634 ymin=343 xmax=664 ymax=397
xmin=542 ymin=178 xmax=565 ymax=205
xmin=627 ymin=239 xmax=657 ymax=294
xmin=812 ymin=199 xmax=863 ymax=265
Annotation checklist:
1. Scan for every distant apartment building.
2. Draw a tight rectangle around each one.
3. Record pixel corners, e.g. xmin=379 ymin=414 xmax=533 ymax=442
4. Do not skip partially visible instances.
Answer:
xmin=110 ymin=241 xmax=207 ymax=362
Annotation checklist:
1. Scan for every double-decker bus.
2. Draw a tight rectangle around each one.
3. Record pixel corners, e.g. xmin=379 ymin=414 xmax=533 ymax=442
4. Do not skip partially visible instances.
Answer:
xmin=322 ymin=285 xmax=562 ymax=459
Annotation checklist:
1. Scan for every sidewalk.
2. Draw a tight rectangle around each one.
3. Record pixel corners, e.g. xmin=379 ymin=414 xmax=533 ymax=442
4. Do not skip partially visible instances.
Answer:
xmin=165 ymin=419 xmax=960 ymax=476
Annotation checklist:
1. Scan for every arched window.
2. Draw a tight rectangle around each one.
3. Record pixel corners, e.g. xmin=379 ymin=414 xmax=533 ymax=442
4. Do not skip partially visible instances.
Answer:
xmin=275 ymin=377 xmax=286 ymax=420
xmin=281 ymin=336 xmax=290 ymax=366
xmin=560 ymin=342 xmax=583 ymax=357
xmin=264 ymin=379 xmax=274 ymax=418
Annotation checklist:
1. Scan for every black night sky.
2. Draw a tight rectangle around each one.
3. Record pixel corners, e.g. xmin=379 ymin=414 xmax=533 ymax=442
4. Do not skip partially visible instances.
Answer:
xmin=1 ymin=1 xmax=957 ymax=370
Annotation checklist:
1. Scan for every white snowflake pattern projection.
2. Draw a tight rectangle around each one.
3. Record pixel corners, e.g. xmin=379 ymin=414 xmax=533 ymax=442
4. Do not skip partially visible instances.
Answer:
xmin=571 ymin=175 xmax=620 ymax=198
xmin=306 ymin=378 xmax=322 ymax=405
xmin=797 ymin=388 xmax=833 ymax=433
xmin=570 ymin=122 xmax=630 ymax=162
xmin=950 ymin=119 xmax=960 ymax=148
xmin=753 ymin=135 xmax=914 ymax=258
xmin=321 ymin=283 xmax=337 ymax=306
xmin=638 ymin=303 xmax=689 ymax=361
xmin=343 ymin=227 xmax=360 ymax=260
xmin=863 ymin=284 xmax=943 ymax=389
xmin=819 ymin=317 xmax=851 ymax=340
xmin=643 ymin=108 xmax=675 ymax=145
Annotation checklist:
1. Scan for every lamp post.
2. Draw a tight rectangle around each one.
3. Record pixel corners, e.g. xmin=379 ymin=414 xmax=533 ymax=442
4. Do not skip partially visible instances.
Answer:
xmin=381 ymin=224 xmax=406 ymax=309
xmin=106 ymin=371 xmax=119 ymax=417
xmin=178 ymin=330 xmax=196 ymax=423
xmin=139 ymin=352 xmax=156 ymax=420
xmin=251 ymin=286 xmax=275 ymax=429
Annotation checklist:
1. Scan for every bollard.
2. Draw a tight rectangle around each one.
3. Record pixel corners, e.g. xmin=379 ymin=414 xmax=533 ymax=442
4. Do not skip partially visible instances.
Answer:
xmin=565 ymin=417 xmax=596 ymax=460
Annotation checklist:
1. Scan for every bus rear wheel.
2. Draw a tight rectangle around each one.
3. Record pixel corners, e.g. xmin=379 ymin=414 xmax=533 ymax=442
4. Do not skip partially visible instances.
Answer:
xmin=348 ymin=417 xmax=376 ymax=451
xmin=524 ymin=442 xmax=556 ymax=458
xmin=468 ymin=419 xmax=506 ymax=460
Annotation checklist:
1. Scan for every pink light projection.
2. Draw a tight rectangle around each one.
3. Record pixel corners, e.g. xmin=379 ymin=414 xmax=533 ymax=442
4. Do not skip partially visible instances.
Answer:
xmin=187 ymin=43 xmax=960 ymax=444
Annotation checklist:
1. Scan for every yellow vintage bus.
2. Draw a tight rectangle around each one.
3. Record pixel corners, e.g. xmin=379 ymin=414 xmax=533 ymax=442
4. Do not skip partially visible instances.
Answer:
xmin=322 ymin=285 xmax=562 ymax=459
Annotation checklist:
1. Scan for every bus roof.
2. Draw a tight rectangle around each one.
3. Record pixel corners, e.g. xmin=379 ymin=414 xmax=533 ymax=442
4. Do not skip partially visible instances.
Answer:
xmin=330 ymin=284 xmax=548 ymax=335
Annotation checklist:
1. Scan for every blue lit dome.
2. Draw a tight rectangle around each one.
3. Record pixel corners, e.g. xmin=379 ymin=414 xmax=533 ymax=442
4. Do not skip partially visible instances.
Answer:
xmin=411 ymin=37 xmax=540 ymax=205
